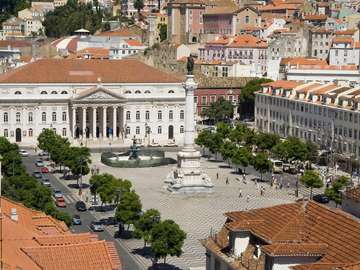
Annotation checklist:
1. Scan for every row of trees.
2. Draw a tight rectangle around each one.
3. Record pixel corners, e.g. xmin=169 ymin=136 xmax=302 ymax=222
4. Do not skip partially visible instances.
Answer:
xmin=0 ymin=137 xmax=71 ymax=225
xmin=89 ymin=173 xmax=186 ymax=264
xmin=37 ymin=129 xmax=91 ymax=182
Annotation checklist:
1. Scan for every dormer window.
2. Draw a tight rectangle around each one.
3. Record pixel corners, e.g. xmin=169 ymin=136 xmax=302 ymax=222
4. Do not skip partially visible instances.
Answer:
xmin=124 ymin=90 xmax=131 ymax=94
xmin=61 ymin=91 xmax=68 ymax=94
xmin=51 ymin=91 xmax=58 ymax=94
xmin=135 ymin=90 xmax=141 ymax=94
xmin=145 ymin=90 xmax=151 ymax=94
xmin=41 ymin=91 xmax=47 ymax=94
xmin=168 ymin=90 xmax=175 ymax=94
xmin=14 ymin=91 xmax=22 ymax=95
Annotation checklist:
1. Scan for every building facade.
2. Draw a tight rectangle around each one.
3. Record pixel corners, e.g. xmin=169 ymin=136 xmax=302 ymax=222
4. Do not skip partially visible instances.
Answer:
xmin=255 ymin=80 xmax=360 ymax=158
xmin=0 ymin=59 xmax=185 ymax=147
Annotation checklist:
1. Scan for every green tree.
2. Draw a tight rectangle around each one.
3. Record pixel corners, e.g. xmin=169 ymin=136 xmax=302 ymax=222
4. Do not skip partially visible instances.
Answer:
xmin=239 ymin=78 xmax=272 ymax=119
xmin=134 ymin=0 xmax=144 ymax=14
xmin=229 ymin=124 xmax=254 ymax=146
xmin=231 ymin=147 xmax=252 ymax=173
xmin=158 ymin=24 xmax=167 ymax=42
xmin=134 ymin=208 xmax=161 ymax=247
xmin=325 ymin=176 xmax=349 ymax=207
xmin=252 ymin=152 xmax=272 ymax=181
xmin=305 ymin=140 xmax=319 ymax=164
xmin=64 ymin=146 xmax=91 ymax=178
xmin=219 ymin=141 xmax=235 ymax=165
xmin=115 ymin=191 xmax=142 ymax=229
xmin=300 ymin=170 xmax=323 ymax=199
xmin=254 ymin=132 xmax=280 ymax=151
xmin=216 ymin=122 xmax=231 ymax=139
xmin=272 ymin=137 xmax=308 ymax=162
xmin=150 ymin=219 xmax=186 ymax=264
xmin=201 ymin=97 xmax=233 ymax=124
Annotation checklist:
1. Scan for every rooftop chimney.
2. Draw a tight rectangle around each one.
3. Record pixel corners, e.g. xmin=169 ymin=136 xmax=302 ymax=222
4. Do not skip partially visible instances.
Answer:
xmin=10 ymin=208 xmax=18 ymax=222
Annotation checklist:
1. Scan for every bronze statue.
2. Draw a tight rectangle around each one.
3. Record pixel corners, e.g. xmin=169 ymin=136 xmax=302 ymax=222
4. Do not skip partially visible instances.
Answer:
xmin=186 ymin=55 xmax=194 ymax=75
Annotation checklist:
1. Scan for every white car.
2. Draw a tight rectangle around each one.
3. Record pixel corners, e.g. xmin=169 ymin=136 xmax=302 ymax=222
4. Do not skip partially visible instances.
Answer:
xmin=19 ymin=150 xmax=29 ymax=157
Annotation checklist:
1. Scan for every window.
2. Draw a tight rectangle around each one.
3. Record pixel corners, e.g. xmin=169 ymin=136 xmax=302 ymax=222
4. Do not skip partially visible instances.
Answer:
xmin=42 ymin=112 xmax=46 ymax=122
xmin=168 ymin=90 xmax=175 ymax=94
xmin=245 ymin=15 xmax=249 ymax=24
xmin=125 ymin=90 xmax=131 ymax=94
xmin=16 ymin=112 xmax=21 ymax=123
xmin=3 ymin=112 xmax=8 ymax=123
xmin=126 ymin=111 xmax=131 ymax=120
xmin=158 ymin=126 xmax=162 ymax=134
xmin=28 ymin=128 xmax=33 ymax=137
xmin=61 ymin=91 xmax=68 ymax=94
xmin=14 ymin=91 xmax=21 ymax=95
xmin=4 ymin=129 xmax=8 ymax=137
xmin=169 ymin=110 xmax=173 ymax=120
xmin=158 ymin=110 xmax=162 ymax=120
xmin=62 ymin=128 xmax=66 ymax=136
xmin=201 ymin=96 xmax=207 ymax=104
xmin=40 ymin=91 xmax=47 ymax=94
xmin=145 ymin=110 xmax=150 ymax=120
xmin=51 ymin=91 xmax=58 ymax=94
xmin=180 ymin=110 xmax=184 ymax=120
xmin=222 ymin=67 xmax=228 ymax=77
xmin=194 ymin=96 xmax=198 ymax=104
xmin=180 ymin=125 xmax=184 ymax=133
xmin=28 ymin=112 xmax=33 ymax=123
xmin=135 ymin=90 xmax=141 ymax=94
xmin=62 ymin=112 xmax=67 ymax=121
xmin=145 ymin=90 xmax=151 ymax=94
xmin=136 ymin=110 xmax=140 ymax=120
xmin=136 ymin=126 xmax=140 ymax=134
xmin=52 ymin=112 xmax=57 ymax=122
xmin=126 ymin=126 xmax=130 ymax=134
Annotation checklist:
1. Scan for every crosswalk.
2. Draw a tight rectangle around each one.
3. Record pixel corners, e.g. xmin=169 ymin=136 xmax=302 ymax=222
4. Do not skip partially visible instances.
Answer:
xmin=62 ymin=194 xmax=78 ymax=204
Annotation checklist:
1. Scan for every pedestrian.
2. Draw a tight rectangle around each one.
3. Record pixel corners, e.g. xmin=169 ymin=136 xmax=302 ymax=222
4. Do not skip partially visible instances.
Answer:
xmin=226 ymin=177 xmax=229 ymax=184
xmin=287 ymin=182 xmax=290 ymax=189
xmin=260 ymin=188 xmax=263 ymax=196
xmin=246 ymin=194 xmax=250 ymax=203
xmin=216 ymin=172 xmax=219 ymax=180
xmin=238 ymin=188 xmax=242 ymax=198
xmin=96 ymin=168 xmax=99 ymax=174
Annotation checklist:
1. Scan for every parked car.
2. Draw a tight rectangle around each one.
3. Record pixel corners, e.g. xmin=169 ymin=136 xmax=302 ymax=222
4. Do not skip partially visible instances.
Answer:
xmin=90 ymin=221 xmax=104 ymax=232
xmin=19 ymin=150 xmax=29 ymax=157
xmin=53 ymin=189 xmax=63 ymax=199
xmin=35 ymin=160 xmax=44 ymax=167
xmin=75 ymin=201 xmax=87 ymax=211
xmin=32 ymin=171 xmax=42 ymax=179
xmin=99 ymin=217 xmax=118 ymax=226
xmin=38 ymin=151 xmax=48 ymax=156
xmin=42 ymin=178 xmax=51 ymax=187
xmin=41 ymin=167 xmax=49 ymax=173
xmin=72 ymin=214 xmax=81 ymax=225
xmin=313 ymin=194 xmax=330 ymax=204
xmin=55 ymin=197 xmax=66 ymax=208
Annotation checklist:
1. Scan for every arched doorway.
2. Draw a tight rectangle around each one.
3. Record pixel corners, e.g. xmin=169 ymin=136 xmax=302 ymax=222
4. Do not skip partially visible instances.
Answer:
xmin=168 ymin=125 xmax=174 ymax=140
xmin=15 ymin=128 xmax=22 ymax=142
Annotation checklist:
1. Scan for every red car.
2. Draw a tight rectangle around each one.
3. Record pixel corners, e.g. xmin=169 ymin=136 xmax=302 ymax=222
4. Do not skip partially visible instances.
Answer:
xmin=55 ymin=197 xmax=66 ymax=208
xmin=41 ymin=167 xmax=49 ymax=173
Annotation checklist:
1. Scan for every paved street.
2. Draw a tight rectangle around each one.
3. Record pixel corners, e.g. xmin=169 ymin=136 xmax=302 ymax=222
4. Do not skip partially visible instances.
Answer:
xmin=22 ymin=153 xmax=144 ymax=270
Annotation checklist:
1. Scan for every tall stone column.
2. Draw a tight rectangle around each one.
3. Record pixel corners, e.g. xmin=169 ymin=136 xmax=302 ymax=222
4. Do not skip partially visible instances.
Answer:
xmin=164 ymin=75 xmax=213 ymax=193
xmin=112 ymin=106 xmax=117 ymax=140
xmin=102 ymin=106 xmax=107 ymax=139
xmin=92 ymin=107 xmax=97 ymax=139
xmin=82 ymin=107 xmax=86 ymax=139
xmin=72 ymin=106 xmax=76 ymax=138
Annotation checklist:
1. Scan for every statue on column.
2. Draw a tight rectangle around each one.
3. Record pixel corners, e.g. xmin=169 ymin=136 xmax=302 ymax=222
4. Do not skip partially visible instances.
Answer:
xmin=186 ymin=54 xmax=195 ymax=75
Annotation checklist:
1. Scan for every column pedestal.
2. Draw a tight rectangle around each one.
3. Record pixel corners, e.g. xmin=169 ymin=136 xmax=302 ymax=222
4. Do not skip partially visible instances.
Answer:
xmin=164 ymin=75 xmax=213 ymax=193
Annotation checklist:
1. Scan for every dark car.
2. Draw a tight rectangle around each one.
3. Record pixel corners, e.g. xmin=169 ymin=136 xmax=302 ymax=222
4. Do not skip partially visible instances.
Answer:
xmin=313 ymin=194 xmax=330 ymax=204
xmin=99 ymin=217 xmax=118 ymax=226
xmin=75 ymin=201 xmax=87 ymax=211
xmin=72 ymin=214 xmax=81 ymax=225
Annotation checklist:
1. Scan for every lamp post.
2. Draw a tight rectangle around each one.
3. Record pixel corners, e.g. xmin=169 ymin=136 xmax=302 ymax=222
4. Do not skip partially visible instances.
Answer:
xmin=78 ymin=156 xmax=85 ymax=196
xmin=109 ymin=142 xmax=112 ymax=153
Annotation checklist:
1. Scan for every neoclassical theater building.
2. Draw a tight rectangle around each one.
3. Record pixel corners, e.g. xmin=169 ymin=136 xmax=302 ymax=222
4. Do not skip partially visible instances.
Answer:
xmin=0 ymin=59 xmax=185 ymax=146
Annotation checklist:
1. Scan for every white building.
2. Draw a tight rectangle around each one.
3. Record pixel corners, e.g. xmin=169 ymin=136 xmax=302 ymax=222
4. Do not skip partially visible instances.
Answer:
xmin=109 ymin=40 xmax=147 ymax=59
xmin=329 ymin=37 xmax=360 ymax=66
xmin=0 ymin=59 xmax=185 ymax=147
xmin=255 ymin=80 xmax=360 ymax=158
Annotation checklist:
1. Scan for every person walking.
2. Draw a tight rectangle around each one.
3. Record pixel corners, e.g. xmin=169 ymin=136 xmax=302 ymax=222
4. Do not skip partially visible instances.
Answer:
xmin=246 ymin=194 xmax=250 ymax=203
xmin=216 ymin=172 xmax=219 ymax=180
xmin=226 ymin=177 xmax=229 ymax=184
xmin=238 ymin=188 xmax=242 ymax=198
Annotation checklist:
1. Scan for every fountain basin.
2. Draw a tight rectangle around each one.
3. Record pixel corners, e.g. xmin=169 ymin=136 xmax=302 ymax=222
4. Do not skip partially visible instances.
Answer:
xmin=101 ymin=149 xmax=176 ymax=168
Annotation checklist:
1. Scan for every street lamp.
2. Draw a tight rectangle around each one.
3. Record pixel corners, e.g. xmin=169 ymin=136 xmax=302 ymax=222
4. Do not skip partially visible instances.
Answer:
xmin=78 ymin=156 xmax=86 ymax=196
xmin=109 ymin=142 xmax=112 ymax=153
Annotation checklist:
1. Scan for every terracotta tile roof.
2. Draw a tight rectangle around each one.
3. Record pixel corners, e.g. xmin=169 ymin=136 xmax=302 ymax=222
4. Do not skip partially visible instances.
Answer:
xmin=262 ymin=243 xmax=328 ymax=257
xmin=76 ymin=48 xmax=110 ymax=59
xmin=317 ymin=2 xmax=329 ymax=7
xmin=333 ymin=37 xmax=353 ymax=44
xmin=204 ymin=201 xmax=360 ymax=269
xmin=0 ymin=196 xmax=122 ymax=270
xmin=227 ymin=34 xmax=267 ymax=48
xmin=259 ymin=3 xmax=301 ymax=11
xmin=96 ymin=28 xmax=140 ymax=37
xmin=204 ymin=5 xmax=237 ymax=14
xmin=310 ymin=27 xmax=332 ymax=33
xmin=335 ymin=29 xmax=357 ymax=35
xmin=262 ymin=80 xmax=301 ymax=89
xmin=281 ymin=57 xmax=327 ymax=66
xmin=206 ymin=36 xmax=230 ymax=45
xmin=0 ymin=59 xmax=182 ymax=84
xmin=304 ymin=14 xmax=328 ymax=21
xmin=312 ymin=84 xmax=338 ymax=94
xmin=0 ymin=40 xmax=31 ymax=48
xmin=125 ymin=39 xmax=143 ymax=46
